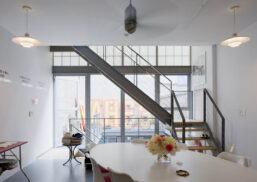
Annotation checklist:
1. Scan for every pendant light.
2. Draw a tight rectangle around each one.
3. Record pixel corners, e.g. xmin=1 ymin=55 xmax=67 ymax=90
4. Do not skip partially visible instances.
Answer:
xmin=12 ymin=5 xmax=40 ymax=48
xmin=221 ymin=6 xmax=250 ymax=47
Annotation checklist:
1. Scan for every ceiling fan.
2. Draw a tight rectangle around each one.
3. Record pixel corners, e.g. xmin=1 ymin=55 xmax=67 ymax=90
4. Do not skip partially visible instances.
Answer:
xmin=105 ymin=0 xmax=176 ymax=39
xmin=124 ymin=0 xmax=137 ymax=35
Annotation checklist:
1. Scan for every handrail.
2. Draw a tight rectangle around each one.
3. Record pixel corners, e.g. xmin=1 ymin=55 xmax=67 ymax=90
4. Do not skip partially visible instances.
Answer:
xmin=203 ymin=88 xmax=225 ymax=151
xmin=171 ymin=91 xmax=186 ymax=143
xmin=69 ymin=121 xmax=104 ymax=143
xmin=126 ymin=46 xmax=173 ymax=84
xmin=114 ymin=46 xmax=171 ymax=91
xmin=69 ymin=117 xmax=156 ymax=120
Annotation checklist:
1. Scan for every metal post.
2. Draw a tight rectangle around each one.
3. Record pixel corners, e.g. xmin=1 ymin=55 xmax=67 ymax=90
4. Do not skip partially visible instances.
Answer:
xmin=121 ymin=90 xmax=125 ymax=142
xmin=85 ymin=74 xmax=91 ymax=145
xmin=135 ymin=55 xmax=138 ymax=86
xmin=53 ymin=76 xmax=56 ymax=147
xmin=187 ymin=74 xmax=193 ymax=120
xmin=121 ymin=46 xmax=124 ymax=66
xmin=18 ymin=146 xmax=30 ymax=182
xmin=69 ymin=118 xmax=72 ymax=134
xmin=104 ymin=118 xmax=106 ymax=143
xmin=203 ymin=89 xmax=206 ymax=122
xmin=138 ymin=118 xmax=140 ymax=138
xmin=171 ymin=89 xmax=174 ymax=124
xmin=182 ymin=118 xmax=186 ymax=143
xmin=222 ymin=118 xmax=225 ymax=151
xmin=155 ymin=74 xmax=160 ymax=134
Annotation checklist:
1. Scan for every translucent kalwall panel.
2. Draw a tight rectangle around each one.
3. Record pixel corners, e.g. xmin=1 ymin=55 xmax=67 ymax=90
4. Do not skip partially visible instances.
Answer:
xmin=183 ymin=46 xmax=190 ymax=55
xmin=106 ymin=56 xmax=113 ymax=65
xmin=62 ymin=52 xmax=71 ymax=57
xmin=158 ymin=56 xmax=166 ymax=66
xmin=166 ymin=56 xmax=174 ymax=65
xmin=166 ymin=46 xmax=174 ymax=56
xmin=52 ymin=45 xmax=190 ymax=67
xmin=148 ymin=46 xmax=156 ymax=56
xmin=182 ymin=56 xmax=190 ymax=65
xmin=113 ymin=56 xmax=122 ymax=66
xmin=174 ymin=56 xmax=182 ymax=65
xmin=54 ymin=56 xmax=62 ymax=66
xmin=70 ymin=56 xmax=80 ymax=66
xmin=54 ymin=52 xmax=62 ymax=56
xmin=62 ymin=57 xmax=70 ymax=66
xmin=158 ymin=46 xmax=166 ymax=55
xmin=157 ymin=46 xmax=190 ymax=66
xmin=79 ymin=57 xmax=87 ymax=66
xmin=174 ymin=46 xmax=182 ymax=55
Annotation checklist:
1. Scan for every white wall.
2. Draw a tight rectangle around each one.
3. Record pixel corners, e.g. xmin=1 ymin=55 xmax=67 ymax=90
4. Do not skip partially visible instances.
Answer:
xmin=0 ymin=26 xmax=53 ymax=180
xmin=191 ymin=46 xmax=216 ymax=122
xmin=217 ymin=21 xmax=257 ymax=169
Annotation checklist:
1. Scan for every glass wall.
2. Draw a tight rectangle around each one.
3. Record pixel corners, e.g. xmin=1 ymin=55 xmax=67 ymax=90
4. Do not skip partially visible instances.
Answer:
xmin=54 ymin=76 xmax=85 ymax=147
xmin=53 ymin=45 xmax=191 ymax=146
xmin=124 ymin=75 xmax=155 ymax=142
xmin=91 ymin=75 xmax=121 ymax=143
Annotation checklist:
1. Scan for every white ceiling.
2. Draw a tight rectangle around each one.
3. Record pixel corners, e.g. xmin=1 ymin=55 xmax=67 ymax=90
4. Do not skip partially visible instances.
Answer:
xmin=0 ymin=0 xmax=257 ymax=46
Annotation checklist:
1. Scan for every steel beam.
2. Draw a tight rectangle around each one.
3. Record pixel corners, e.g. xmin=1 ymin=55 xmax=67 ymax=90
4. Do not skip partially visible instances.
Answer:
xmin=73 ymin=46 xmax=171 ymax=125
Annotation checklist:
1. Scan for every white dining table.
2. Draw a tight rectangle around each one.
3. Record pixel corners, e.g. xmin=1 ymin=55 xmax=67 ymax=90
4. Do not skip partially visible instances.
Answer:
xmin=90 ymin=143 xmax=257 ymax=182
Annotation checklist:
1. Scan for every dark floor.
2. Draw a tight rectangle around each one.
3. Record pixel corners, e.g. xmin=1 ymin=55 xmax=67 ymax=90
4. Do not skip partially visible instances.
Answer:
xmin=3 ymin=159 xmax=93 ymax=182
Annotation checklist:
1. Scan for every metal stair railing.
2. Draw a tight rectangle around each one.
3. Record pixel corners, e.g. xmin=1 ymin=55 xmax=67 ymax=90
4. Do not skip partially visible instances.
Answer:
xmin=203 ymin=88 xmax=225 ymax=152
xmin=114 ymin=46 xmax=171 ymax=99
xmin=73 ymin=45 xmax=186 ymax=141
xmin=122 ymin=46 xmax=173 ymax=110
xmin=68 ymin=117 xmax=172 ymax=143
xmin=73 ymin=46 xmax=171 ymax=125
xmin=69 ymin=118 xmax=104 ymax=144
xmin=107 ymin=46 xmax=186 ymax=142
xmin=123 ymin=46 xmax=172 ymax=90
xmin=123 ymin=46 xmax=186 ymax=142
xmin=171 ymin=90 xmax=186 ymax=143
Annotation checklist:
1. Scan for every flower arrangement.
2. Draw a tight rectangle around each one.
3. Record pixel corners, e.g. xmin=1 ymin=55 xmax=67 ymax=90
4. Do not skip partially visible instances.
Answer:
xmin=146 ymin=135 xmax=180 ymax=161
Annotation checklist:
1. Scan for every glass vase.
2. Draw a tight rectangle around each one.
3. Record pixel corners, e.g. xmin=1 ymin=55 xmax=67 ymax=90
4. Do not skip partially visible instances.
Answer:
xmin=157 ymin=154 xmax=171 ymax=163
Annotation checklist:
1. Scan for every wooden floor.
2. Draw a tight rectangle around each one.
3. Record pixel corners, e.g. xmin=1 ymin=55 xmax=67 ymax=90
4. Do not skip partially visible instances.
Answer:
xmin=3 ymin=159 xmax=93 ymax=182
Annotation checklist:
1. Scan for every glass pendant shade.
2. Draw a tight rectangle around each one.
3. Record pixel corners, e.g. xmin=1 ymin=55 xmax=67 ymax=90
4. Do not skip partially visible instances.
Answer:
xmin=221 ymin=33 xmax=250 ymax=47
xmin=12 ymin=33 xmax=40 ymax=48
xmin=12 ymin=5 xmax=40 ymax=48
xmin=221 ymin=6 xmax=250 ymax=48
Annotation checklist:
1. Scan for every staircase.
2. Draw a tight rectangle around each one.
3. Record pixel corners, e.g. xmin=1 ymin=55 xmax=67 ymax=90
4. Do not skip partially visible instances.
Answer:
xmin=173 ymin=88 xmax=225 ymax=153
xmin=72 ymin=46 xmax=225 ymax=154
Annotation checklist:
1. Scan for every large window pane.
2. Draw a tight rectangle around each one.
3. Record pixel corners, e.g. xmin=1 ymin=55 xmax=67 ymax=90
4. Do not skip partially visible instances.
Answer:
xmin=54 ymin=76 xmax=85 ymax=147
xmin=91 ymin=75 xmax=121 ymax=143
xmin=124 ymin=74 xmax=155 ymax=142
xmin=160 ymin=75 xmax=189 ymax=119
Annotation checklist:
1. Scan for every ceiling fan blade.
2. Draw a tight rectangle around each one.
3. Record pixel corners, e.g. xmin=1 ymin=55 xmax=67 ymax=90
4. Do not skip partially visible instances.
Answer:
xmin=128 ymin=24 xmax=177 ymax=41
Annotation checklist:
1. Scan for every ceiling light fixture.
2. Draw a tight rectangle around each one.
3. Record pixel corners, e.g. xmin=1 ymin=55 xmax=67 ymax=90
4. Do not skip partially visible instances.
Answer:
xmin=221 ymin=5 xmax=250 ymax=48
xmin=12 ymin=5 xmax=40 ymax=48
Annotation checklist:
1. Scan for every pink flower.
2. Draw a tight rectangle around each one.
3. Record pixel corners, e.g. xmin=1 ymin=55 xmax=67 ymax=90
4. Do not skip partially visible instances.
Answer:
xmin=166 ymin=144 xmax=173 ymax=152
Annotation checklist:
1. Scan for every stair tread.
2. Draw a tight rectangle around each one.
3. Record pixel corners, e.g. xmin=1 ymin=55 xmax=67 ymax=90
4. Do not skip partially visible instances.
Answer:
xmin=174 ymin=121 xmax=204 ymax=126
xmin=188 ymin=146 xmax=217 ymax=150
xmin=178 ymin=137 xmax=211 ymax=140
xmin=176 ymin=128 xmax=208 ymax=132
xmin=174 ymin=120 xmax=203 ymax=122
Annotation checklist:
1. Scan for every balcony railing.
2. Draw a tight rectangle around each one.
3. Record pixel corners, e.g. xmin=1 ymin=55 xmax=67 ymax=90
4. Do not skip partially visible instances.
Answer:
xmin=68 ymin=117 xmax=172 ymax=144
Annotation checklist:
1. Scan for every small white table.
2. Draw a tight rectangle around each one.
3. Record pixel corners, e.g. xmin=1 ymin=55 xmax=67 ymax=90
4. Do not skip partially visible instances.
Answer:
xmin=90 ymin=143 xmax=257 ymax=182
